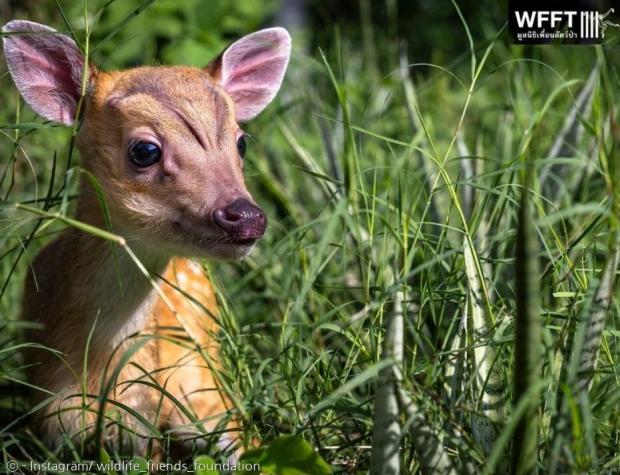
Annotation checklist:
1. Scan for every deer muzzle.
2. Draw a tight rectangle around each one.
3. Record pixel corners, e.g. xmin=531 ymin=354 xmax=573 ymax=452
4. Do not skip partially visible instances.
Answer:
xmin=212 ymin=198 xmax=267 ymax=242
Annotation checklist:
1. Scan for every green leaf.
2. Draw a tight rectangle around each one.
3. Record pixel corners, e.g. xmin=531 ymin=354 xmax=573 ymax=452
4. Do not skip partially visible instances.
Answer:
xmin=98 ymin=448 xmax=118 ymax=475
xmin=128 ymin=457 xmax=149 ymax=475
xmin=194 ymin=455 xmax=219 ymax=475
xmin=238 ymin=436 xmax=331 ymax=475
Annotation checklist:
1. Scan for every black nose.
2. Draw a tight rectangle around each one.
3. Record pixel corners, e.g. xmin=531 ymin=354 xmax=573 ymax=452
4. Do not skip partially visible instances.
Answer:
xmin=213 ymin=198 xmax=267 ymax=241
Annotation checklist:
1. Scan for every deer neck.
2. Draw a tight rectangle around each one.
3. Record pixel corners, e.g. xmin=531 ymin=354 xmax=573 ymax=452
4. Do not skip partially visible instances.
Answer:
xmin=68 ymin=188 xmax=170 ymax=349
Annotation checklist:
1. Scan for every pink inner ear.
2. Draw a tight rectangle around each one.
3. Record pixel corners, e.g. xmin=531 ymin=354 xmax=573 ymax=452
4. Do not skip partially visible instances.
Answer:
xmin=220 ymin=27 xmax=291 ymax=122
xmin=3 ymin=20 xmax=84 ymax=125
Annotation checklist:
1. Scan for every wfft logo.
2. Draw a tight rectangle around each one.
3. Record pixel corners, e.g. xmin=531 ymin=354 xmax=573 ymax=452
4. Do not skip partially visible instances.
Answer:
xmin=514 ymin=9 xmax=616 ymax=39
xmin=509 ymin=1 xmax=620 ymax=44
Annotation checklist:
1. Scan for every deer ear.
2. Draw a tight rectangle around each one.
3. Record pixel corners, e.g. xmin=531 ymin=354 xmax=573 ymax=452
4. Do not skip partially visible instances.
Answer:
xmin=2 ymin=20 xmax=89 ymax=126
xmin=207 ymin=27 xmax=291 ymax=122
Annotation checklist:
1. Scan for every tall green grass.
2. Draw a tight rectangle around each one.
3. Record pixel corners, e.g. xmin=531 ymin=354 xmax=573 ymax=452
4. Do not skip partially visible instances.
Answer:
xmin=1 ymin=1 xmax=620 ymax=473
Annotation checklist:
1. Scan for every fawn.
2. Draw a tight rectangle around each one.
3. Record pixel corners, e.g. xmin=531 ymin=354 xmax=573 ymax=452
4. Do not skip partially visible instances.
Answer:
xmin=3 ymin=20 xmax=290 ymax=453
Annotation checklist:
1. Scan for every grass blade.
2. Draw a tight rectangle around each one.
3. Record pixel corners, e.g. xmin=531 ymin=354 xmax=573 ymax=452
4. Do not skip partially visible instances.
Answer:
xmin=370 ymin=289 xmax=404 ymax=475
xmin=398 ymin=386 xmax=457 ymax=475
xmin=575 ymin=241 xmax=619 ymax=393
xmin=512 ymin=169 xmax=542 ymax=474
xmin=464 ymin=235 xmax=502 ymax=456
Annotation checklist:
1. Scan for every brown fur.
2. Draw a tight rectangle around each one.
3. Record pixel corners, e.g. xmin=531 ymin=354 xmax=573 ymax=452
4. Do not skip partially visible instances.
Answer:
xmin=23 ymin=66 xmax=255 ymax=452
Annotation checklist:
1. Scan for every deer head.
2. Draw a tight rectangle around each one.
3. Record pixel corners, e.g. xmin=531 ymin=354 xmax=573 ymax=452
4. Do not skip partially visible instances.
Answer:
xmin=3 ymin=20 xmax=291 ymax=259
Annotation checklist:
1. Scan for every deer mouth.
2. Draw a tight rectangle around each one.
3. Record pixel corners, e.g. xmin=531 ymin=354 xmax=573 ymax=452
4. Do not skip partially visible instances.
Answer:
xmin=171 ymin=219 xmax=259 ymax=257
xmin=225 ymin=236 xmax=258 ymax=245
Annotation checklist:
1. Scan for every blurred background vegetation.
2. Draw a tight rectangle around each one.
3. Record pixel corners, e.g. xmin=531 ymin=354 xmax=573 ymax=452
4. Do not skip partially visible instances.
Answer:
xmin=1 ymin=0 xmax=620 ymax=473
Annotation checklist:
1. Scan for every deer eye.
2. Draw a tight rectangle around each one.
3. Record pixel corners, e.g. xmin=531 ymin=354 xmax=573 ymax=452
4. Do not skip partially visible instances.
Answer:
xmin=129 ymin=141 xmax=161 ymax=167
xmin=237 ymin=135 xmax=246 ymax=159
